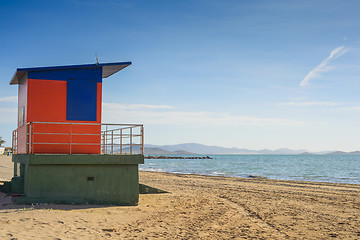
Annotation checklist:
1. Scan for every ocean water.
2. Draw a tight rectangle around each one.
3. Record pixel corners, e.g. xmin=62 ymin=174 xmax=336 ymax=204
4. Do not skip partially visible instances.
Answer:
xmin=140 ymin=155 xmax=360 ymax=185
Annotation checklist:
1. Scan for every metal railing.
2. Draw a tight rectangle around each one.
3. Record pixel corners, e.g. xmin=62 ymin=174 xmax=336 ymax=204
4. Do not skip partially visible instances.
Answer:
xmin=12 ymin=122 xmax=144 ymax=155
xmin=101 ymin=123 xmax=144 ymax=154
xmin=12 ymin=129 xmax=17 ymax=154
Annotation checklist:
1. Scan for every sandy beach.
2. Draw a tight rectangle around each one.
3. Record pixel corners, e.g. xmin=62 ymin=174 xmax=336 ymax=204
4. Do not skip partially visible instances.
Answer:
xmin=0 ymin=155 xmax=359 ymax=239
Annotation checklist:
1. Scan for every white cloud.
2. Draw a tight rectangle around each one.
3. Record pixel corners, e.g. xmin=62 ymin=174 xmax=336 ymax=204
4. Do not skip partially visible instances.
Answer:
xmin=280 ymin=101 xmax=341 ymax=107
xmin=0 ymin=108 xmax=17 ymax=123
xmin=102 ymin=103 xmax=305 ymax=126
xmin=339 ymin=106 xmax=360 ymax=112
xmin=0 ymin=96 xmax=17 ymax=102
xmin=102 ymin=103 xmax=173 ymax=110
xmin=300 ymin=46 xmax=348 ymax=87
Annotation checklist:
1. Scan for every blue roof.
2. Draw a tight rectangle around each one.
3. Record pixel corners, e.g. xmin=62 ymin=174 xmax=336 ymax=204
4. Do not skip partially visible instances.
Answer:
xmin=10 ymin=61 xmax=131 ymax=85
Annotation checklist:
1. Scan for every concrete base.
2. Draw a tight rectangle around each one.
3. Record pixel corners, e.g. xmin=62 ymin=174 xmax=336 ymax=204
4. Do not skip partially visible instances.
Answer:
xmin=12 ymin=154 xmax=144 ymax=205
xmin=11 ymin=176 xmax=24 ymax=194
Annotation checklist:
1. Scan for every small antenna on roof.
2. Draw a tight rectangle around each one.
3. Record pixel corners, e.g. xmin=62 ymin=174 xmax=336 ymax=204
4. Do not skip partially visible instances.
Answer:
xmin=95 ymin=53 xmax=99 ymax=65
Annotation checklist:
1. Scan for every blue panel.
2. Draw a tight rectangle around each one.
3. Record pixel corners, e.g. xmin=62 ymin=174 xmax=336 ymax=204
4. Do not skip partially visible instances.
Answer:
xmin=66 ymin=80 xmax=97 ymax=121
xmin=28 ymin=68 xmax=102 ymax=83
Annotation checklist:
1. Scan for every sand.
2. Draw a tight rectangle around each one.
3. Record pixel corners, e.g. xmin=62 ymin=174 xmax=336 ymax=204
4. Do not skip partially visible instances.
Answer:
xmin=0 ymin=155 xmax=359 ymax=239
xmin=0 ymin=156 xmax=13 ymax=181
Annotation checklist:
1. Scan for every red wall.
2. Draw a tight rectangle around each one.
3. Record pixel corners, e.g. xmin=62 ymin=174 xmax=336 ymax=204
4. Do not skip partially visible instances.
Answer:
xmin=17 ymin=80 xmax=28 ymax=154
xmin=27 ymin=79 xmax=67 ymax=122
xmin=17 ymin=79 xmax=103 ymax=154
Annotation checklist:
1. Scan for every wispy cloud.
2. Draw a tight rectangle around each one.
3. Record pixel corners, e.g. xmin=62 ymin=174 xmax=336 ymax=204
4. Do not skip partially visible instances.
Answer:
xmin=339 ymin=105 xmax=360 ymax=112
xmin=0 ymin=96 xmax=17 ymax=102
xmin=103 ymin=103 xmax=305 ymax=126
xmin=103 ymin=103 xmax=173 ymax=110
xmin=280 ymin=101 xmax=341 ymax=107
xmin=300 ymin=46 xmax=348 ymax=87
xmin=0 ymin=108 xmax=17 ymax=123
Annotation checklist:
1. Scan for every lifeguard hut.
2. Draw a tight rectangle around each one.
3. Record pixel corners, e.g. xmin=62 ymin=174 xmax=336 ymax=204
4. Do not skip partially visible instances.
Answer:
xmin=9 ymin=62 xmax=144 ymax=205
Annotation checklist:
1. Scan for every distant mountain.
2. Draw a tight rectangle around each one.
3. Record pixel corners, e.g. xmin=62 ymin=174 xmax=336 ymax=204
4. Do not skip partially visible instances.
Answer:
xmin=115 ymin=146 xmax=195 ymax=155
xmin=257 ymin=148 xmax=308 ymax=155
xmin=326 ymin=151 xmax=347 ymax=155
xmin=325 ymin=151 xmax=360 ymax=155
xmin=172 ymin=150 xmax=195 ymax=155
xmin=144 ymin=147 xmax=194 ymax=155
xmin=115 ymin=144 xmax=360 ymax=155
xmin=146 ymin=143 xmax=255 ymax=154
xmin=145 ymin=143 xmax=308 ymax=155
xmin=298 ymin=152 xmax=316 ymax=155
xmin=144 ymin=147 xmax=173 ymax=155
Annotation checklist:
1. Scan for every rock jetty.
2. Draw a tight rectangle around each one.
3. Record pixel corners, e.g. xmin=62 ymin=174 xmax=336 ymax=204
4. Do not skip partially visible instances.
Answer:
xmin=145 ymin=155 xmax=212 ymax=159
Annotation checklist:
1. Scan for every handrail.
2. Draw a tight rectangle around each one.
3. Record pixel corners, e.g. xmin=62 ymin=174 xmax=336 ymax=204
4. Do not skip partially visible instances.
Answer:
xmin=12 ymin=129 xmax=18 ymax=154
xmin=29 ymin=121 xmax=143 ymax=127
xmin=12 ymin=122 xmax=144 ymax=155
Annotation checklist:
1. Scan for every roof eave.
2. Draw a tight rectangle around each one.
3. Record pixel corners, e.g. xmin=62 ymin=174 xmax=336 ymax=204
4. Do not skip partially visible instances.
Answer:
xmin=9 ymin=61 xmax=132 ymax=85
xmin=10 ymin=70 xmax=26 ymax=85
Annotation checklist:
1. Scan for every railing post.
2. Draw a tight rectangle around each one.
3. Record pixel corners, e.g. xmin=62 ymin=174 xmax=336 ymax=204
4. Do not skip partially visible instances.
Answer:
xmin=12 ymin=130 xmax=14 ymax=154
xmin=141 ymin=126 xmax=144 ymax=155
xmin=120 ymin=129 xmax=123 ymax=154
xmin=102 ymin=131 xmax=105 ymax=154
xmin=15 ymin=130 xmax=17 ymax=154
xmin=130 ymin=127 xmax=132 ymax=154
xmin=12 ymin=130 xmax=15 ymax=154
xmin=70 ymin=124 xmax=72 ymax=154
xmin=28 ymin=123 xmax=32 ymax=154
xmin=111 ymin=130 xmax=113 ymax=154
xmin=25 ymin=125 xmax=28 ymax=154
xmin=105 ymin=125 xmax=108 ymax=154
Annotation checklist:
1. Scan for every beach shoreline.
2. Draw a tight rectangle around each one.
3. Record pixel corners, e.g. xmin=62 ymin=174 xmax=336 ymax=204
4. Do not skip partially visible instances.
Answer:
xmin=141 ymin=154 xmax=360 ymax=185
xmin=0 ymin=156 xmax=359 ymax=239
xmin=142 ymin=169 xmax=360 ymax=186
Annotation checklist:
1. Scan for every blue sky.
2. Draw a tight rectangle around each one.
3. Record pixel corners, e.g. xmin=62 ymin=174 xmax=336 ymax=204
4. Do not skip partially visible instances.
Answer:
xmin=1 ymin=0 xmax=360 ymax=151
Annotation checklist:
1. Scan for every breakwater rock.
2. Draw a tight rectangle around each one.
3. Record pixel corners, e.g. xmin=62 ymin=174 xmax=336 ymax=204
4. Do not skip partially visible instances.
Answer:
xmin=248 ymin=175 xmax=267 ymax=179
xmin=145 ymin=155 xmax=213 ymax=160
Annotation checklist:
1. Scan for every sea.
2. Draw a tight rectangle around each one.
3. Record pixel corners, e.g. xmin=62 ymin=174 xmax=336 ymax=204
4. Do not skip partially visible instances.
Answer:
xmin=140 ymin=155 xmax=360 ymax=185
